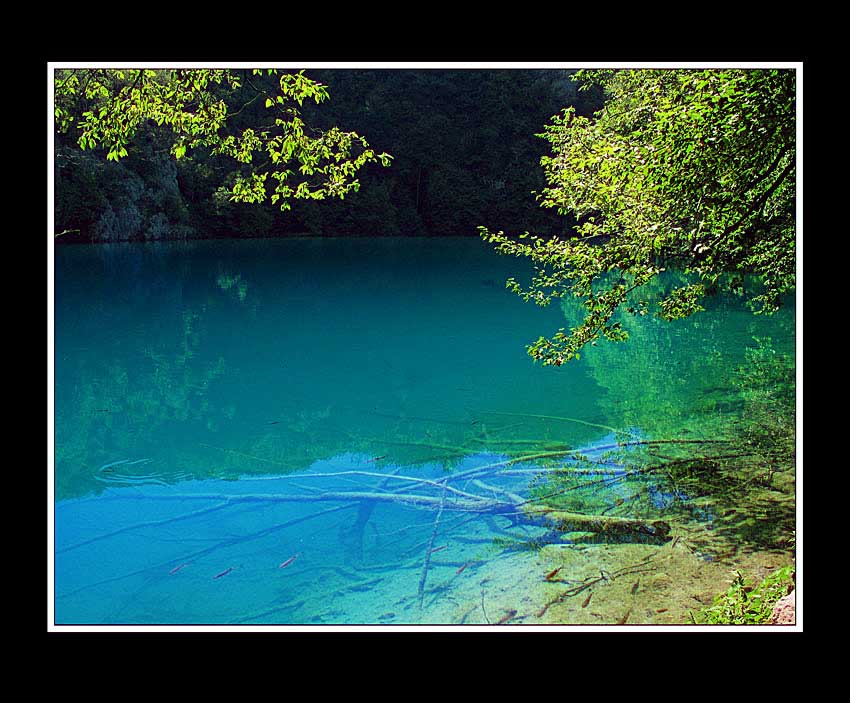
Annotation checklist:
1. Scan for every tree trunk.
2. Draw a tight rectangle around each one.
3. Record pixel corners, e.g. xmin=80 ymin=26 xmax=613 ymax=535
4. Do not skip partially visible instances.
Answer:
xmin=524 ymin=506 xmax=672 ymax=539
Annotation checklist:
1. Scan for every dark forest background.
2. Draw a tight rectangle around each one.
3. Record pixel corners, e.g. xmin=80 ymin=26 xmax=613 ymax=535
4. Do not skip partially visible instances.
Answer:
xmin=54 ymin=69 xmax=604 ymax=242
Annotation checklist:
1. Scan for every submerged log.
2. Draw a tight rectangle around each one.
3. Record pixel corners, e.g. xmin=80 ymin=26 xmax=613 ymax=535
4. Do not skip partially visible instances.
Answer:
xmin=136 ymin=490 xmax=509 ymax=513
xmin=86 ymin=488 xmax=671 ymax=537
xmin=525 ymin=506 xmax=671 ymax=539
xmin=67 ymin=482 xmax=671 ymax=551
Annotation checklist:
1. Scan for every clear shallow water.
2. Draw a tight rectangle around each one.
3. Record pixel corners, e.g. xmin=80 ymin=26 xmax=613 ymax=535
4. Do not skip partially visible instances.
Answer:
xmin=52 ymin=237 xmax=796 ymax=625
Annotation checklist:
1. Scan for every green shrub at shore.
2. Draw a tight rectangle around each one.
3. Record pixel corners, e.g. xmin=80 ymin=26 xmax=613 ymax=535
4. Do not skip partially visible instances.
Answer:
xmin=694 ymin=565 xmax=794 ymax=625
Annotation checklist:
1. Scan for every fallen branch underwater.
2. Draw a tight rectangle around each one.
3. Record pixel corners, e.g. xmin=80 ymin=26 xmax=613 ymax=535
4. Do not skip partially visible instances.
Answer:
xmin=59 ymin=434 xmax=710 ymax=616
xmin=69 ymin=482 xmax=670 ymax=540
xmin=56 ymin=503 xmax=360 ymax=601
xmin=418 ymin=481 xmax=448 ymax=607
xmin=131 ymin=490 xmax=511 ymax=512
xmin=66 ymin=436 xmax=701 ymax=570
xmin=524 ymin=506 xmax=672 ymax=539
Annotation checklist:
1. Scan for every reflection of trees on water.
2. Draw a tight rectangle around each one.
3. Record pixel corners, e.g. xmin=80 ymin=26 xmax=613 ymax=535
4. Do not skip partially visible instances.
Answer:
xmin=564 ymin=271 xmax=796 ymax=438
xmin=55 ymin=244 xmax=254 ymax=499
xmin=55 ymin=246 xmax=796 ymax=560
xmin=55 ymin=311 xmax=231 ymax=499
xmin=539 ymin=273 xmax=797 ymax=552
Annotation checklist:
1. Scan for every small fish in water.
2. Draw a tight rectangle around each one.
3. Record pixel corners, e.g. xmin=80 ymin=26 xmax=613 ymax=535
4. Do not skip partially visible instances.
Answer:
xmin=213 ymin=567 xmax=235 ymax=580
xmin=279 ymin=554 xmax=300 ymax=569
xmin=544 ymin=566 xmax=563 ymax=581
xmin=378 ymin=612 xmax=396 ymax=620
xmin=631 ymin=580 xmax=640 ymax=596
xmin=169 ymin=563 xmax=191 ymax=575
xmin=365 ymin=455 xmax=387 ymax=463
xmin=496 ymin=609 xmax=518 ymax=625
xmin=429 ymin=545 xmax=448 ymax=554
xmin=617 ymin=608 xmax=632 ymax=625
xmin=536 ymin=603 xmax=551 ymax=618
xmin=268 ymin=421 xmax=280 ymax=425
xmin=581 ymin=592 xmax=593 ymax=608
xmin=456 ymin=561 xmax=472 ymax=575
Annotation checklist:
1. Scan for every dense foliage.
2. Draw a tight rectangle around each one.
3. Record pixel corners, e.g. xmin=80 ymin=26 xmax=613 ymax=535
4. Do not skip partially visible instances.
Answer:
xmin=696 ymin=565 xmax=794 ymax=624
xmin=54 ymin=68 xmax=589 ymax=242
xmin=480 ymin=69 xmax=796 ymax=364
xmin=54 ymin=68 xmax=392 ymax=239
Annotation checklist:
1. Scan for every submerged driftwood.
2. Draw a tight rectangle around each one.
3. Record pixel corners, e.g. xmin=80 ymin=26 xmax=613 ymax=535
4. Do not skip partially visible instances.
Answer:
xmin=94 ymin=487 xmax=670 ymax=539
xmin=524 ymin=505 xmax=672 ymax=539
xmin=418 ymin=481 xmax=448 ymax=607
xmin=69 ymin=439 xmax=707 ymax=571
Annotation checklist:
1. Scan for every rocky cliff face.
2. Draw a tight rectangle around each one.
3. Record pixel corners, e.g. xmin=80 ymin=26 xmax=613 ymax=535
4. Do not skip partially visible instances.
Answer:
xmin=55 ymin=136 xmax=195 ymax=242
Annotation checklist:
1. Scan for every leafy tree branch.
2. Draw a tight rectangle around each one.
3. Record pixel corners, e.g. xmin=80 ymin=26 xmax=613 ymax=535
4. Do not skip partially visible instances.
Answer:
xmin=481 ymin=68 xmax=796 ymax=364
xmin=54 ymin=67 xmax=393 ymax=213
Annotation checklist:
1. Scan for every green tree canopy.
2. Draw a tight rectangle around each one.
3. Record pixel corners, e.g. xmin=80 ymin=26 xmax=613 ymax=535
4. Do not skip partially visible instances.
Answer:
xmin=480 ymin=68 xmax=796 ymax=365
xmin=54 ymin=68 xmax=392 ymax=215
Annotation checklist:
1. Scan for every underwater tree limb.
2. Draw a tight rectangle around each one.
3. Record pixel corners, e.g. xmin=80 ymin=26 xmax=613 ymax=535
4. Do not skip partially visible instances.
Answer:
xmin=471 ymin=409 xmax=631 ymax=437
xmin=525 ymin=505 xmax=672 ymax=539
xmin=251 ymin=469 xmax=488 ymax=502
xmin=470 ymin=479 xmax=526 ymax=505
xmin=103 ymin=490 xmax=509 ymax=512
xmin=444 ymin=451 xmax=576 ymax=483
xmin=343 ymin=466 xmax=405 ymax=563
xmin=418 ymin=481 xmax=448 ymax=608
xmin=56 ymin=503 xmax=359 ymax=600
xmin=56 ymin=500 xmax=234 ymax=555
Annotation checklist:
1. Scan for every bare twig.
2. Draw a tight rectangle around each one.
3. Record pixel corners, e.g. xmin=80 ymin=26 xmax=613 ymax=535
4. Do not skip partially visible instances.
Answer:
xmin=481 ymin=588 xmax=491 ymax=624
xmin=418 ymin=481 xmax=448 ymax=608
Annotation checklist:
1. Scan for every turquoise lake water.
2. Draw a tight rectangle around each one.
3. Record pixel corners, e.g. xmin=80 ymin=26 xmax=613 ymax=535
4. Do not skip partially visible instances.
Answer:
xmin=52 ymin=237 xmax=796 ymax=626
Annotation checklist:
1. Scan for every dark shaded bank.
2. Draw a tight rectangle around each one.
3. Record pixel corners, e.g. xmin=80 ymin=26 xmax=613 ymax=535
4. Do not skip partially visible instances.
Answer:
xmin=54 ymin=69 xmax=604 ymax=243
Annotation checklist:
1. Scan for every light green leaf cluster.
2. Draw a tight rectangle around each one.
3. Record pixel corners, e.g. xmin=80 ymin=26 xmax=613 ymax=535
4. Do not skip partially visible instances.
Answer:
xmin=56 ymin=69 xmax=233 ymax=158
xmin=481 ymin=68 xmax=795 ymax=364
xmin=54 ymin=68 xmax=392 ymax=211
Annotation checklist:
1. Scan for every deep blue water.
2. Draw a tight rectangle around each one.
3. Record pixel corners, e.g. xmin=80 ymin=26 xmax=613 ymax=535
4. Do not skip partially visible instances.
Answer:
xmin=52 ymin=237 xmax=795 ymax=625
